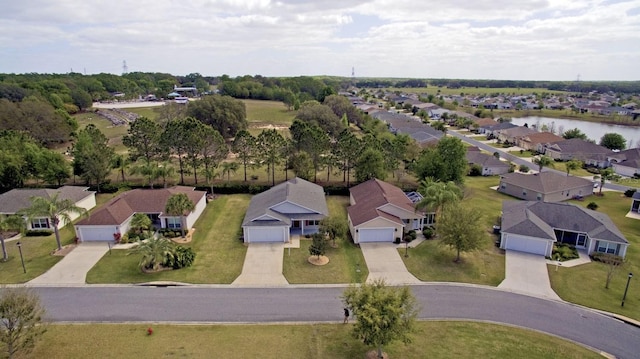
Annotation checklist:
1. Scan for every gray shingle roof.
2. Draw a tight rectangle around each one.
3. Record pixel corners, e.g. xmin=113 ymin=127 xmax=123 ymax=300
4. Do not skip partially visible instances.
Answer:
xmin=502 ymin=201 xmax=628 ymax=244
xmin=0 ymin=186 xmax=94 ymax=214
xmin=499 ymin=172 xmax=592 ymax=193
xmin=466 ymin=152 xmax=510 ymax=168
xmin=242 ymin=177 xmax=328 ymax=227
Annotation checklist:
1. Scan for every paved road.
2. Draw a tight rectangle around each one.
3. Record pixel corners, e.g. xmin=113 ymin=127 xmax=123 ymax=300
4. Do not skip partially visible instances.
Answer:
xmin=32 ymin=285 xmax=639 ymax=358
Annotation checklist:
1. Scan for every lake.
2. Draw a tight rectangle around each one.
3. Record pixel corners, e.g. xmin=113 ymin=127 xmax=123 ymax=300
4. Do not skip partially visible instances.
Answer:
xmin=510 ymin=116 xmax=640 ymax=148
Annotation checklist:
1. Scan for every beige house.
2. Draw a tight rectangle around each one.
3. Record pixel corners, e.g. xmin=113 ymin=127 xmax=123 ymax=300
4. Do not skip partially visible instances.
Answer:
xmin=498 ymin=171 xmax=594 ymax=202
xmin=516 ymin=131 xmax=564 ymax=152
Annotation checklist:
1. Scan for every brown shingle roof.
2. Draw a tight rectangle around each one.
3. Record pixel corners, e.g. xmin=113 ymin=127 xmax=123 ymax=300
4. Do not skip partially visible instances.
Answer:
xmin=76 ymin=186 xmax=205 ymax=226
xmin=348 ymin=179 xmax=415 ymax=227
xmin=519 ymin=131 xmax=564 ymax=145
xmin=499 ymin=172 xmax=592 ymax=193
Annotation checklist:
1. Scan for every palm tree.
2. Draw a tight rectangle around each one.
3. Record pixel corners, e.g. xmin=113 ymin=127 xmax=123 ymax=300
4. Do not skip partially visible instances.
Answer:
xmin=21 ymin=193 xmax=88 ymax=251
xmin=129 ymin=237 xmax=175 ymax=271
xmin=0 ymin=215 xmax=25 ymax=261
xmin=595 ymin=168 xmax=617 ymax=195
xmin=164 ymin=193 xmax=195 ymax=238
xmin=532 ymin=155 xmax=554 ymax=173
xmin=221 ymin=162 xmax=239 ymax=182
xmin=129 ymin=213 xmax=152 ymax=237
xmin=565 ymin=159 xmax=581 ymax=176
xmin=415 ymin=178 xmax=463 ymax=220
xmin=155 ymin=161 xmax=176 ymax=188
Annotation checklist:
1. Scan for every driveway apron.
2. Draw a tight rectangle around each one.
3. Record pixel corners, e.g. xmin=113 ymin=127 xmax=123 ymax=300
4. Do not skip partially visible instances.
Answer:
xmin=360 ymin=243 xmax=420 ymax=285
xmin=27 ymin=242 xmax=110 ymax=285
xmin=499 ymin=250 xmax=562 ymax=300
xmin=232 ymin=243 xmax=288 ymax=286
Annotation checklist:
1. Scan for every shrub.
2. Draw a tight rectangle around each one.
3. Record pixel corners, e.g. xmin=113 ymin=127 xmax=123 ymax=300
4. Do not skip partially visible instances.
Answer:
xmin=519 ymin=164 xmax=530 ymax=173
xmin=403 ymin=235 xmax=413 ymax=243
xmin=551 ymin=243 xmax=579 ymax=261
xmin=25 ymin=230 xmax=53 ymax=237
xmin=469 ymin=164 xmax=483 ymax=176
xmin=422 ymin=228 xmax=434 ymax=239
xmin=624 ymin=189 xmax=637 ymax=198
xmin=587 ymin=202 xmax=598 ymax=210
xmin=119 ymin=234 xmax=130 ymax=244
xmin=407 ymin=230 xmax=417 ymax=240
xmin=165 ymin=246 xmax=196 ymax=269
xmin=590 ymin=252 xmax=623 ymax=264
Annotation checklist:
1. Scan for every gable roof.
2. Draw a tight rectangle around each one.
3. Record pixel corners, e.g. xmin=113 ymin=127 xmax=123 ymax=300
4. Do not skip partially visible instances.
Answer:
xmin=519 ymin=131 xmax=564 ymax=145
xmin=466 ymin=151 xmax=510 ymax=168
xmin=76 ymin=186 xmax=205 ymax=226
xmin=242 ymin=177 xmax=328 ymax=227
xmin=499 ymin=171 xmax=592 ymax=194
xmin=502 ymin=201 xmax=628 ymax=244
xmin=348 ymin=178 xmax=417 ymax=227
xmin=545 ymin=138 xmax=613 ymax=158
xmin=0 ymin=186 xmax=94 ymax=214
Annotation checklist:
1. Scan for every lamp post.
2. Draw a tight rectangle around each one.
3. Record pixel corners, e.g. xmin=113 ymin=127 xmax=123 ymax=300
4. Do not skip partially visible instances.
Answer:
xmin=621 ymin=272 xmax=633 ymax=307
xmin=16 ymin=241 xmax=26 ymax=274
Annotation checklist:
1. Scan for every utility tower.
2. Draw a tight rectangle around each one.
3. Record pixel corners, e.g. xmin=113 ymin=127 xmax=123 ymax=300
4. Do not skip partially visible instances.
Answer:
xmin=122 ymin=60 xmax=128 ymax=75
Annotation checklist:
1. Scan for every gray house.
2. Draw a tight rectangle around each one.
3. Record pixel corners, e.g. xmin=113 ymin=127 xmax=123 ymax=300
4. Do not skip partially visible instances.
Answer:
xmin=498 ymin=171 xmax=594 ymax=202
xmin=500 ymin=201 xmax=629 ymax=258
xmin=466 ymin=151 xmax=510 ymax=176
xmin=541 ymin=138 xmax=613 ymax=167
xmin=242 ymin=177 xmax=328 ymax=243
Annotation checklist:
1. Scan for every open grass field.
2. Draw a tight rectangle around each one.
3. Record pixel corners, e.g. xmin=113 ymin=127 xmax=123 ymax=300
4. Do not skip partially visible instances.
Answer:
xmin=283 ymin=196 xmax=368 ymax=284
xmin=74 ymin=112 xmax=129 ymax=154
xmin=30 ymin=322 xmax=601 ymax=359
xmin=243 ymin=99 xmax=295 ymax=137
xmin=86 ymin=195 xmax=249 ymax=284
xmin=549 ymin=191 xmax=640 ymax=320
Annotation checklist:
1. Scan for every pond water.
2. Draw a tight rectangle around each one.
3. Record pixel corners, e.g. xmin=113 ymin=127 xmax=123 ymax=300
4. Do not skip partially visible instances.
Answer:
xmin=510 ymin=116 xmax=640 ymax=148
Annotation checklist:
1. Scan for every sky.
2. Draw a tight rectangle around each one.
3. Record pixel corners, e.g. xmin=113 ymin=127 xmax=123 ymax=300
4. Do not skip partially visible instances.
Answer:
xmin=2 ymin=0 xmax=640 ymax=81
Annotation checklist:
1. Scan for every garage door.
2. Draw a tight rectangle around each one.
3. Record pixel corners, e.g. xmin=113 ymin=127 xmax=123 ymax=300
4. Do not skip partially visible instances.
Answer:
xmin=246 ymin=227 xmax=285 ymax=243
xmin=503 ymin=234 xmax=549 ymax=256
xmin=359 ymin=228 xmax=394 ymax=243
xmin=77 ymin=227 xmax=115 ymax=242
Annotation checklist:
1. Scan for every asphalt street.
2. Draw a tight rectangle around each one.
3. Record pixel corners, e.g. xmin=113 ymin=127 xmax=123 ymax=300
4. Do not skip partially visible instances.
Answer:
xmin=34 ymin=285 xmax=640 ymax=359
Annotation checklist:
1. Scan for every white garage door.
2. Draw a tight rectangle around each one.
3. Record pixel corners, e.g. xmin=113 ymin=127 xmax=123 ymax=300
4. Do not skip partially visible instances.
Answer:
xmin=77 ymin=227 xmax=115 ymax=242
xmin=503 ymin=234 xmax=549 ymax=256
xmin=359 ymin=228 xmax=394 ymax=243
xmin=246 ymin=227 xmax=285 ymax=243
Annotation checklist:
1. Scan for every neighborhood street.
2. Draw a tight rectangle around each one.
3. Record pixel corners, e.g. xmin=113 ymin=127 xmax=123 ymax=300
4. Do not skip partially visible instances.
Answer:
xmin=32 ymin=284 xmax=639 ymax=358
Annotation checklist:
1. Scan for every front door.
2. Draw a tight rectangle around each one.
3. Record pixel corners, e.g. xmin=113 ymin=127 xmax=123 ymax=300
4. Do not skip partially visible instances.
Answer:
xmin=292 ymin=220 xmax=301 ymax=229
xmin=576 ymin=234 xmax=587 ymax=248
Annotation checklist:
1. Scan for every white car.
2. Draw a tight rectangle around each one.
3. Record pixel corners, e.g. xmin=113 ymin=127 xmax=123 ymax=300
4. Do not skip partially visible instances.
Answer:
xmin=593 ymin=182 xmax=600 ymax=188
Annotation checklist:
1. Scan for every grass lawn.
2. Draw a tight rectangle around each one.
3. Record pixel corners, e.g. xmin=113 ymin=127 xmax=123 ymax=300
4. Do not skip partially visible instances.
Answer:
xmin=283 ymin=196 xmax=368 ymax=284
xmin=403 ymin=176 xmax=507 ymax=285
xmin=86 ymin=195 xmax=249 ymax=284
xmin=243 ymin=99 xmax=296 ymax=126
xmin=507 ymin=150 xmax=534 ymax=158
xmin=31 ymin=321 xmax=601 ymax=359
xmin=549 ymin=191 xmax=640 ymax=321
xmin=75 ymin=112 xmax=129 ymax=154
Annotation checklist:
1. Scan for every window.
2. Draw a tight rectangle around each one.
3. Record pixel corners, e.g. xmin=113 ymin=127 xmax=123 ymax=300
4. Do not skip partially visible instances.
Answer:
xmin=305 ymin=220 xmax=320 ymax=226
xmin=31 ymin=218 xmax=49 ymax=229
xmin=596 ymin=241 xmax=618 ymax=255
xmin=522 ymin=190 xmax=527 ymax=196
xmin=500 ymin=183 xmax=506 ymax=190
xmin=166 ymin=217 xmax=182 ymax=229
xmin=536 ymin=193 xmax=542 ymax=200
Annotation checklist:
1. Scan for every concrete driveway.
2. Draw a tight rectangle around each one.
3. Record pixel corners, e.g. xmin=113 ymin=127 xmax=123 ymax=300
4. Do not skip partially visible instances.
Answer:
xmin=27 ymin=242 xmax=110 ymax=286
xmin=232 ymin=243 xmax=288 ymax=286
xmin=360 ymin=243 xmax=420 ymax=285
xmin=498 ymin=250 xmax=562 ymax=300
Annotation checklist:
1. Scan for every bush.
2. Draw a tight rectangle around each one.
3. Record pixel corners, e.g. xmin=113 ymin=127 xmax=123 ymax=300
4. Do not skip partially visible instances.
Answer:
xmin=422 ymin=228 xmax=434 ymax=239
xmin=590 ymin=252 xmax=623 ymax=264
xmin=25 ymin=230 xmax=53 ymax=237
xmin=624 ymin=189 xmax=637 ymax=198
xmin=468 ymin=164 xmax=483 ymax=176
xmin=165 ymin=246 xmax=196 ymax=269
xmin=119 ymin=233 xmax=130 ymax=244
xmin=519 ymin=164 xmax=530 ymax=173
xmin=407 ymin=230 xmax=417 ymax=240
xmin=551 ymin=243 xmax=579 ymax=261
xmin=587 ymin=202 xmax=598 ymax=210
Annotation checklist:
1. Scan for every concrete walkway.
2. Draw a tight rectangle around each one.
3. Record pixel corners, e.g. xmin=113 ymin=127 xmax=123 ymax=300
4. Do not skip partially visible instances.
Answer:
xmin=27 ymin=242 xmax=110 ymax=286
xmin=499 ymin=250 xmax=561 ymax=301
xmin=360 ymin=243 xmax=420 ymax=285
xmin=232 ymin=243 xmax=288 ymax=286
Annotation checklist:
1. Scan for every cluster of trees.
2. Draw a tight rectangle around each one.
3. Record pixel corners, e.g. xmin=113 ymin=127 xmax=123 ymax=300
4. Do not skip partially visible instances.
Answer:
xmin=0 ymin=98 xmax=76 ymax=145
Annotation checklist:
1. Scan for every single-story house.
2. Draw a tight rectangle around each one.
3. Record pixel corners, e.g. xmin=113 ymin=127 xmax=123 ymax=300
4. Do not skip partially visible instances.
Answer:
xmin=482 ymin=121 xmax=518 ymax=138
xmin=74 ymin=186 xmax=206 ymax=242
xmin=609 ymin=148 xmax=640 ymax=178
xmin=0 ymin=186 xmax=96 ymax=230
xmin=541 ymin=138 xmax=613 ymax=167
xmin=496 ymin=126 xmax=537 ymax=144
xmin=500 ymin=201 xmax=629 ymax=258
xmin=498 ymin=171 xmax=594 ymax=202
xmin=466 ymin=150 xmax=510 ymax=176
xmin=629 ymin=191 xmax=640 ymax=217
xmin=347 ymin=178 xmax=428 ymax=244
xmin=242 ymin=177 xmax=328 ymax=243
xmin=516 ymin=131 xmax=564 ymax=152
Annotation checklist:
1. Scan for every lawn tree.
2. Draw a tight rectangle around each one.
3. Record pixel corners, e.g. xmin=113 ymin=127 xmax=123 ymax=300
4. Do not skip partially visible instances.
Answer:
xmin=295 ymin=101 xmax=344 ymax=137
xmin=319 ymin=216 xmax=347 ymax=247
xmin=308 ymin=232 xmax=327 ymax=259
xmin=256 ymin=129 xmax=286 ymax=186
xmin=596 ymin=253 xmax=624 ymax=289
xmin=0 ymin=216 xmax=25 ymax=261
xmin=21 ymin=193 xmax=88 ymax=251
xmin=355 ymin=148 xmax=386 ymax=183
xmin=232 ymin=130 xmax=256 ymax=182
xmin=595 ymin=168 xmax=619 ymax=195
xmin=122 ymin=117 xmax=162 ymax=187
xmin=415 ymin=137 xmax=466 ymax=183
xmin=415 ymin=178 xmax=463 ymax=221
xmin=431 ymin=121 xmax=447 ymax=132
xmin=323 ymin=94 xmax=363 ymax=126
xmin=562 ymin=128 xmax=588 ymax=140
xmin=186 ymin=95 xmax=247 ymax=139
xmin=129 ymin=237 xmax=175 ymax=271
xmin=342 ymin=279 xmax=418 ymax=359
xmin=437 ymin=201 xmax=485 ymax=263
xmin=161 ymin=119 xmax=190 ymax=185
xmin=180 ymin=118 xmax=207 ymax=184
xmin=164 ymin=193 xmax=195 ymax=238
xmin=129 ymin=213 xmax=152 ymax=237
xmin=36 ymin=150 xmax=70 ymax=186
xmin=599 ymin=133 xmax=626 ymax=151
xmin=291 ymin=151 xmax=314 ymax=181
xmin=564 ymin=159 xmax=581 ymax=176
xmin=72 ymin=124 xmax=114 ymax=192
xmin=0 ymin=287 xmax=46 ymax=359
xmin=221 ymin=162 xmax=239 ymax=182
xmin=335 ymin=129 xmax=362 ymax=187
xmin=200 ymin=124 xmax=227 ymax=185
xmin=111 ymin=154 xmax=129 ymax=183
xmin=291 ymin=121 xmax=330 ymax=183
xmin=129 ymin=159 xmax=160 ymax=188
xmin=157 ymin=102 xmax=187 ymax=128
xmin=281 ymin=138 xmax=294 ymax=181
xmin=532 ymin=155 xmax=554 ymax=173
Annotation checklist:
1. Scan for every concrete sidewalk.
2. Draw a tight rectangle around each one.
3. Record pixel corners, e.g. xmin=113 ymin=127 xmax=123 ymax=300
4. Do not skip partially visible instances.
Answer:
xmin=27 ymin=242 xmax=110 ymax=286
xmin=360 ymin=243 xmax=420 ymax=285
xmin=499 ymin=250 xmax=561 ymax=301
xmin=232 ymin=243 xmax=288 ymax=286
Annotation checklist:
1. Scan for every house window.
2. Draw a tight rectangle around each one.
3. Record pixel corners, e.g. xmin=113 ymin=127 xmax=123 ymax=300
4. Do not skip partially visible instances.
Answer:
xmin=305 ymin=220 xmax=320 ymax=226
xmin=166 ymin=217 xmax=182 ymax=229
xmin=536 ymin=193 xmax=542 ymax=200
xmin=31 ymin=218 xmax=49 ymax=229
xmin=500 ymin=183 xmax=506 ymax=190
xmin=596 ymin=241 xmax=617 ymax=255
xmin=522 ymin=190 xmax=527 ymax=196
